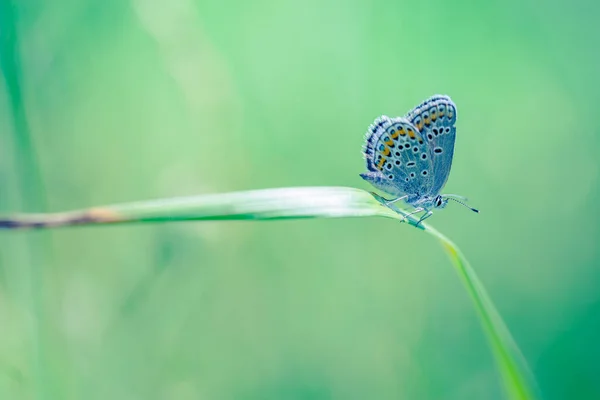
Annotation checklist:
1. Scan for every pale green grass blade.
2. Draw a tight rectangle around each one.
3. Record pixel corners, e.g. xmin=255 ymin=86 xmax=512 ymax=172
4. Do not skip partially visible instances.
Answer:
xmin=0 ymin=187 xmax=410 ymax=229
xmin=0 ymin=186 xmax=540 ymax=399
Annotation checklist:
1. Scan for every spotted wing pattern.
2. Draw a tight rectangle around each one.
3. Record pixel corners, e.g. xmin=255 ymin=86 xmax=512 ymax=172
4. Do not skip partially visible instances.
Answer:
xmin=361 ymin=115 xmax=434 ymax=199
xmin=405 ymin=95 xmax=457 ymax=196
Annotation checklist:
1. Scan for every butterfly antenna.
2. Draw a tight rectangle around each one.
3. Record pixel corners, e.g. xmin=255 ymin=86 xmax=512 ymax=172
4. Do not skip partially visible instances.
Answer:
xmin=445 ymin=197 xmax=479 ymax=213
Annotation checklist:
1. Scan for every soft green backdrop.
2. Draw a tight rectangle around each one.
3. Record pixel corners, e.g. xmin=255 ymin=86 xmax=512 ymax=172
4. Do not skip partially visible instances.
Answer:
xmin=1 ymin=0 xmax=599 ymax=398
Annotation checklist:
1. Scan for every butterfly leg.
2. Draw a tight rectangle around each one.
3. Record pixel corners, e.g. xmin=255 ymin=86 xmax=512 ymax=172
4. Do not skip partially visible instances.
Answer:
xmin=382 ymin=195 xmax=408 ymax=206
xmin=416 ymin=210 xmax=433 ymax=227
xmin=400 ymin=207 xmax=424 ymax=224
xmin=367 ymin=191 xmax=408 ymax=207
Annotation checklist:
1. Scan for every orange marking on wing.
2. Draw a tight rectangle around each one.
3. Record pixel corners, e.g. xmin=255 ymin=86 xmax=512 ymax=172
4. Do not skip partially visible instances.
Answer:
xmin=390 ymin=131 xmax=399 ymax=139
xmin=431 ymin=108 xmax=438 ymax=121
xmin=377 ymin=157 xmax=386 ymax=170
xmin=424 ymin=115 xmax=431 ymax=125
xmin=398 ymin=128 xmax=406 ymax=136
xmin=382 ymin=147 xmax=391 ymax=156
xmin=407 ymin=129 xmax=416 ymax=139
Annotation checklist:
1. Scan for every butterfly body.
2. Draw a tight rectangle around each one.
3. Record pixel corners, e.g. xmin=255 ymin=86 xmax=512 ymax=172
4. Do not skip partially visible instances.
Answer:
xmin=361 ymin=95 xmax=476 ymax=222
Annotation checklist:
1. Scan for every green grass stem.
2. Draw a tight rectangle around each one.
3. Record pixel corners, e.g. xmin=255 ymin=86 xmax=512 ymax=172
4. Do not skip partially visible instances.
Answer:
xmin=0 ymin=186 xmax=539 ymax=399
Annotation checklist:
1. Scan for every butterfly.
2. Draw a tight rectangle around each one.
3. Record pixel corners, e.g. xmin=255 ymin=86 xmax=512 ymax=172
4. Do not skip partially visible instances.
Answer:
xmin=360 ymin=94 xmax=478 ymax=225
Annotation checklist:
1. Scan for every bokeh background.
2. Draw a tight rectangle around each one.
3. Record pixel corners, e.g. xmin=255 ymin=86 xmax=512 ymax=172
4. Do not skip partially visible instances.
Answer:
xmin=1 ymin=0 xmax=599 ymax=398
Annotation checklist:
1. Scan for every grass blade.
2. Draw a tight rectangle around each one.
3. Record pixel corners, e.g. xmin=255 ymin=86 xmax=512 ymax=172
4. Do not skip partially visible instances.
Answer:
xmin=425 ymin=226 xmax=540 ymax=400
xmin=0 ymin=186 xmax=539 ymax=398
xmin=0 ymin=187 xmax=409 ymax=228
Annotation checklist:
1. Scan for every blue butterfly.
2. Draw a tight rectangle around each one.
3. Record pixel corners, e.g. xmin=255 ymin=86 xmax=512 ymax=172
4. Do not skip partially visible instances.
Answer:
xmin=360 ymin=94 xmax=478 ymax=225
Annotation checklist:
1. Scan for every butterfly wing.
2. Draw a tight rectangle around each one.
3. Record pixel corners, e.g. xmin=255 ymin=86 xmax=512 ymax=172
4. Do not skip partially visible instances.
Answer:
xmin=406 ymin=95 xmax=457 ymax=196
xmin=361 ymin=116 xmax=434 ymax=200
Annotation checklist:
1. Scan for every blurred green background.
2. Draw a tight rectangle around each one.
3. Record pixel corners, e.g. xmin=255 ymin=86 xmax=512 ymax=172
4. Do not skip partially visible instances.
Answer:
xmin=1 ymin=0 xmax=599 ymax=398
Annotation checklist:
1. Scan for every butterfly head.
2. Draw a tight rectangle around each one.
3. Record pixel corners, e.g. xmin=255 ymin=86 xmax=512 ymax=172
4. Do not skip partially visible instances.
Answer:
xmin=415 ymin=194 xmax=478 ymax=213
xmin=411 ymin=195 xmax=448 ymax=209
